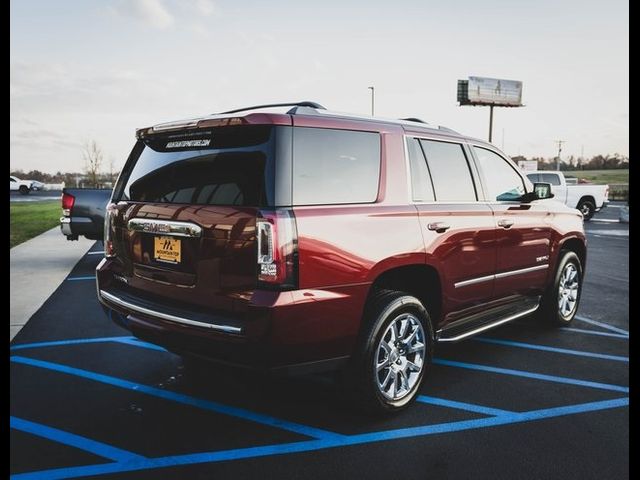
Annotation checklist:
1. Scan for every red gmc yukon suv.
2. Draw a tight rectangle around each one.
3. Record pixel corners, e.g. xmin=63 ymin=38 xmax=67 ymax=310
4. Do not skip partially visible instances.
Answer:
xmin=97 ymin=101 xmax=586 ymax=412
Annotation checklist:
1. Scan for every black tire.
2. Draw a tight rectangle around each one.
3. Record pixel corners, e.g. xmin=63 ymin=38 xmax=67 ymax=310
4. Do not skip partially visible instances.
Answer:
xmin=577 ymin=199 xmax=596 ymax=221
xmin=19 ymin=185 xmax=30 ymax=195
xmin=344 ymin=289 xmax=434 ymax=414
xmin=539 ymin=251 xmax=582 ymax=326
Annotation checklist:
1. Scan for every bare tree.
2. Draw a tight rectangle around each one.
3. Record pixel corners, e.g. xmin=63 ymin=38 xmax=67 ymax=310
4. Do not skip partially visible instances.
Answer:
xmin=108 ymin=156 xmax=117 ymax=184
xmin=83 ymin=140 xmax=103 ymax=187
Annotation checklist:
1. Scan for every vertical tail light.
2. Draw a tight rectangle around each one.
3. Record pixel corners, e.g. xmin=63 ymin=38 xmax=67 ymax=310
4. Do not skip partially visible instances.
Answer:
xmin=257 ymin=209 xmax=298 ymax=289
xmin=104 ymin=203 xmax=118 ymax=258
xmin=61 ymin=192 xmax=75 ymax=216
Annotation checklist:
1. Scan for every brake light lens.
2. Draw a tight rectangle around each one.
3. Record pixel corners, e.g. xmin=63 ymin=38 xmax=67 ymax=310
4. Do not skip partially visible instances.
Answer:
xmin=61 ymin=192 xmax=75 ymax=216
xmin=257 ymin=209 xmax=298 ymax=289
xmin=104 ymin=203 xmax=118 ymax=257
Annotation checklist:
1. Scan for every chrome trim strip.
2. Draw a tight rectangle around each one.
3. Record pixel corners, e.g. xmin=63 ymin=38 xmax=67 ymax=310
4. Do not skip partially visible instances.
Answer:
xmin=495 ymin=264 xmax=548 ymax=279
xmin=127 ymin=218 xmax=202 ymax=238
xmin=437 ymin=304 xmax=540 ymax=343
xmin=454 ymin=264 xmax=549 ymax=288
xmin=99 ymin=290 xmax=242 ymax=334
xmin=454 ymin=274 xmax=495 ymax=288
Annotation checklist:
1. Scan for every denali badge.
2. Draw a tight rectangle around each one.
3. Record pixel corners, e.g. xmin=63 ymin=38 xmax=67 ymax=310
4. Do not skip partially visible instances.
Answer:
xmin=536 ymin=255 xmax=549 ymax=262
xmin=166 ymin=139 xmax=211 ymax=148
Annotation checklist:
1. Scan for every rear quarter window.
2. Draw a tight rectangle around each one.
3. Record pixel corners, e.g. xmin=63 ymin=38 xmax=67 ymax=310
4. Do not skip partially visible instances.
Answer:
xmin=292 ymin=128 xmax=381 ymax=205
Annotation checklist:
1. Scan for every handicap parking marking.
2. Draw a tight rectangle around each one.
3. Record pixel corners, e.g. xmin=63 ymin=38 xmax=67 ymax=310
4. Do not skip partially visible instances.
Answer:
xmin=10 ymin=355 xmax=344 ymax=441
xmin=10 ymin=417 xmax=145 ymax=463
xmin=432 ymin=359 xmax=628 ymax=393
xmin=574 ymin=315 xmax=629 ymax=336
xmin=10 ymin=397 xmax=628 ymax=480
xmin=560 ymin=327 xmax=629 ymax=339
xmin=474 ymin=337 xmax=628 ymax=362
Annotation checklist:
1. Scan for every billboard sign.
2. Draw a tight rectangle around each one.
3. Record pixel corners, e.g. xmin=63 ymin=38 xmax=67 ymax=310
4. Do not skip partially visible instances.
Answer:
xmin=458 ymin=76 xmax=523 ymax=107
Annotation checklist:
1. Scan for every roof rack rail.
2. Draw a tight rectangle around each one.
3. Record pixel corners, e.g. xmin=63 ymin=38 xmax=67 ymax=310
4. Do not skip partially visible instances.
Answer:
xmin=400 ymin=117 xmax=428 ymax=124
xmin=218 ymin=101 xmax=326 ymax=115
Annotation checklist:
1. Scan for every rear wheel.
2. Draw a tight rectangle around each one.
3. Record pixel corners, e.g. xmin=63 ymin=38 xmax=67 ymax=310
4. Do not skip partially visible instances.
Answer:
xmin=345 ymin=290 xmax=434 ymax=414
xmin=19 ymin=185 xmax=30 ymax=195
xmin=577 ymin=199 xmax=595 ymax=221
xmin=539 ymin=251 xmax=582 ymax=326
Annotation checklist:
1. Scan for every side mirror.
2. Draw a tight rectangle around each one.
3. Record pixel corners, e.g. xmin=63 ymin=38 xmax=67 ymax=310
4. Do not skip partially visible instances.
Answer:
xmin=533 ymin=182 xmax=554 ymax=200
xmin=520 ymin=182 xmax=554 ymax=203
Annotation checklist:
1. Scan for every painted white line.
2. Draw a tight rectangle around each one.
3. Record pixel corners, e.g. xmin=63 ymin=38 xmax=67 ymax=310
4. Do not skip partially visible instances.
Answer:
xmin=87 ymin=251 xmax=104 ymax=255
xmin=586 ymin=229 xmax=628 ymax=237
xmin=590 ymin=219 xmax=620 ymax=223
xmin=575 ymin=315 xmax=629 ymax=335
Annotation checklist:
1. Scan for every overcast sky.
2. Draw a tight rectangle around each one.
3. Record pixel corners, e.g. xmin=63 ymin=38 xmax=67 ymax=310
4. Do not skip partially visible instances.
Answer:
xmin=10 ymin=0 xmax=628 ymax=174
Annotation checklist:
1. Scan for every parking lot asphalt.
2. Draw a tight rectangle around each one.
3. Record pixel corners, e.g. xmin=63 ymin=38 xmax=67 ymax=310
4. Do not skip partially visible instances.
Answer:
xmin=10 ymin=190 xmax=62 ymax=202
xmin=10 ymin=205 xmax=628 ymax=479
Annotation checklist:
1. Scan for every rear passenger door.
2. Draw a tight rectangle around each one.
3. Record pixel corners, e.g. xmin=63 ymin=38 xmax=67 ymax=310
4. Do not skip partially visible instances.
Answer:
xmin=407 ymin=136 xmax=496 ymax=327
xmin=472 ymin=146 xmax=552 ymax=300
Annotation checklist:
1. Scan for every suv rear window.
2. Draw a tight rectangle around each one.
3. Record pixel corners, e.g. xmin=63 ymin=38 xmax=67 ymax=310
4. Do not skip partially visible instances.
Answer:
xmin=116 ymin=126 xmax=275 ymax=207
xmin=292 ymin=128 xmax=381 ymax=205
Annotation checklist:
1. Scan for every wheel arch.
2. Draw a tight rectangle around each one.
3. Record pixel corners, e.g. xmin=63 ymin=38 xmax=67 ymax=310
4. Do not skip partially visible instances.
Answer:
xmin=364 ymin=263 xmax=442 ymax=338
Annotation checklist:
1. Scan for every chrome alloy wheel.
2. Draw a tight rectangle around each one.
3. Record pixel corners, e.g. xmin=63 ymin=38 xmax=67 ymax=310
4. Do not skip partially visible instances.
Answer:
xmin=374 ymin=313 xmax=426 ymax=401
xmin=558 ymin=263 xmax=579 ymax=318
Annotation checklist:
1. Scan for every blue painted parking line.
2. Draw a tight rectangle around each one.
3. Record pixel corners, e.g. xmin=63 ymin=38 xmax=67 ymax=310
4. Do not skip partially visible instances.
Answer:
xmin=416 ymin=396 xmax=514 ymax=416
xmin=86 ymin=251 xmax=104 ymax=255
xmin=10 ymin=337 xmax=133 ymax=352
xmin=474 ymin=337 xmax=629 ymax=362
xmin=11 ymin=397 xmax=628 ymax=480
xmin=575 ymin=315 xmax=629 ymax=336
xmin=560 ymin=327 xmax=629 ymax=339
xmin=66 ymin=276 xmax=96 ymax=282
xmin=433 ymin=359 xmax=629 ymax=393
xmin=10 ymin=356 xmax=343 ymax=441
xmin=10 ymin=417 xmax=144 ymax=462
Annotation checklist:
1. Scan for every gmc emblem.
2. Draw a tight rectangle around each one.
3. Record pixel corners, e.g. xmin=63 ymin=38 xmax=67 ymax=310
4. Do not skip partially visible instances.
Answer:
xmin=142 ymin=223 xmax=171 ymax=233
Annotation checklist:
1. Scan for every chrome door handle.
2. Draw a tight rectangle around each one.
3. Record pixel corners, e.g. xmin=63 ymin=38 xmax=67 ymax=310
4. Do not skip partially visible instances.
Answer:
xmin=427 ymin=222 xmax=451 ymax=233
xmin=498 ymin=219 xmax=514 ymax=229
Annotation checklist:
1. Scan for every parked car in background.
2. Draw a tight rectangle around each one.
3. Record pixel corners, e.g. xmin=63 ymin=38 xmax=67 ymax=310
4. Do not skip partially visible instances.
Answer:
xmin=60 ymin=188 xmax=112 ymax=241
xmin=28 ymin=180 xmax=46 ymax=191
xmin=96 ymin=101 xmax=587 ymax=413
xmin=9 ymin=175 xmax=35 ymax=195
xmin=525 ymin=171 xmax=608 ymax=220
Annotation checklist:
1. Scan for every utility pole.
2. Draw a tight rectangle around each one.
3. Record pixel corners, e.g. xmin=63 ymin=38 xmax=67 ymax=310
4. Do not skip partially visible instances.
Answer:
xmin=488 ymin=105 xmax=494 ymax=142
xmin=368 ymin=86 xmax=375 ymax=116
xmin=555 ymin=140 xmax=565 ymax=170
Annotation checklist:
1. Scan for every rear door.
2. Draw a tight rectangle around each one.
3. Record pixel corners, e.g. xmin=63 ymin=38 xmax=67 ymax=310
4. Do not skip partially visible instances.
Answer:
xmin=408 ymin=136 xmax=497 ymax=328
xmin=109 ymin=125 xmax=283 ymax=314
xmin=472 ymin=146 xmax=552 ymax=300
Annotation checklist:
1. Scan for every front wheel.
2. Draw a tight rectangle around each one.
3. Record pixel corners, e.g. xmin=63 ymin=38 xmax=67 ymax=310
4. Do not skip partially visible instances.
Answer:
xmin=19 ymin=185 xmax=30 ymax=195
xmin=345 ymin=290 xmax=434 ymax=413
xmin=578 ymin=199 xmax=595 ymax=221
xmin=539 ymin=251 xmax=582 ymax=326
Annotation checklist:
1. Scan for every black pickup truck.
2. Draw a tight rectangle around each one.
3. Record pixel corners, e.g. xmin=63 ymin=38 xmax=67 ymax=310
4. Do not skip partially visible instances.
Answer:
xmin=60 ymin=188 xmax=112 ymax=241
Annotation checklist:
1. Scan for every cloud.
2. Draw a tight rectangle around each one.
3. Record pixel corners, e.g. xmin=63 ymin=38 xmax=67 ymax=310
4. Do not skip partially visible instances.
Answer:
xmin=112 ymin=0 xmax=174 ymax=29
xmin=194 ymin=0 xmax=215 ymax=16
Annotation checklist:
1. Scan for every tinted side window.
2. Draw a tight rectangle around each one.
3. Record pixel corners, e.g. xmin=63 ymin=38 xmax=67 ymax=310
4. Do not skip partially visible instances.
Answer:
xmin=540 ymin=173 xmax=561 ymax=186
xmin=292 ymin=128 xmax=380 ymax=205
xmin=526 ymin=173 xmax=539 ymax=183
xmin=419 ymin=140 xmax=477 ymax=202
xmin=407 ymin=138 xmax=435 ymax=202
xmin=474 ymin=147 xmax=526 ymax=201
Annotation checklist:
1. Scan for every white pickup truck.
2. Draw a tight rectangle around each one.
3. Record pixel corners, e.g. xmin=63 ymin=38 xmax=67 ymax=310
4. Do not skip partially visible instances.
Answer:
xmin=525 ymin=171 xmax=608 ymax=220
xmin=9 ymin=175 xmax=35 ymax=195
